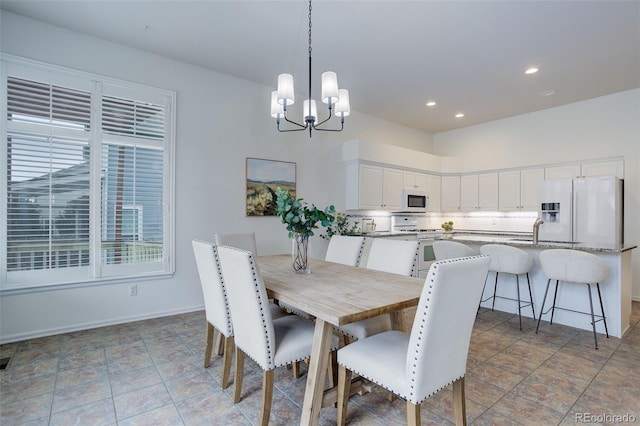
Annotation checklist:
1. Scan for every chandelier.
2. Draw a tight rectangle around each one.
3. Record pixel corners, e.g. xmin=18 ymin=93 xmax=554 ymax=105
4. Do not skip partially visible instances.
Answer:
xmin=270 ymin=0 xmax=350 ymax=137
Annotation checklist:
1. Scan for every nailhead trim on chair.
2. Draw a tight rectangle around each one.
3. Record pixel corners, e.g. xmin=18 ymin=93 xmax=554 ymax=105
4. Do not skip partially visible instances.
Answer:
xmin=409 ymin=256 xmax=473 ymax=404
xmin=355 ymin=238 xmax=366 ymax=267
xmin=212 ymin=244 xmax=233 ymax=335
xmin=410 ymin=245 xmax=419 ymax=277
xmin=245 ymin=253 xmax=274 ymax=368
xmin=338 ymin=256 xmax=475 ymax=404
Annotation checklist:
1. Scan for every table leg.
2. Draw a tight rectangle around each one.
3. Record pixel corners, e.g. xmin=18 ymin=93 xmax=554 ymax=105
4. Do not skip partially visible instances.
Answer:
xmin=390 ymin=310 xmax=405 ymax=332
xmin=300 ymin=319 xmax=333 ymax=426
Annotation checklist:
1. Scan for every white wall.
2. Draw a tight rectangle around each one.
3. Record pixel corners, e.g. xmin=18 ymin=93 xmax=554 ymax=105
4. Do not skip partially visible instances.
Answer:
xmin=0 ymin=12 xmax=432 ymax=343
xmin=433 ymin=90 xmax=640 ymax=299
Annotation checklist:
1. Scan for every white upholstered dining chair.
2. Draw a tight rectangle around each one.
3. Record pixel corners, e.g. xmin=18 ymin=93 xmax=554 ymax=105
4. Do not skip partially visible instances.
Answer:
xmin=337 ymin=238 xmax=419 ymax=341
xmin=365 ymin=238 xmax=419 ymax=276
xmin=217 ymin=245 xmax=339 ymax=426
xmin=336 ymin=255 xmax=491 ymax=426
xmin=191 ymin=240 xmax=235 ymax=388
xmin=325 ymin=235 xmax=365 ymax=266
xmin=433 ymin=240 xmax=476 ymax=260
xmin=214 ymin=232 xmax=289 ymax=316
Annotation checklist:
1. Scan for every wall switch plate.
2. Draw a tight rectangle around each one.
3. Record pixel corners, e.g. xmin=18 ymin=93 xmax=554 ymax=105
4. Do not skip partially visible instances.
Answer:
xmin=129 ymin=285 xmax=138 ymax=296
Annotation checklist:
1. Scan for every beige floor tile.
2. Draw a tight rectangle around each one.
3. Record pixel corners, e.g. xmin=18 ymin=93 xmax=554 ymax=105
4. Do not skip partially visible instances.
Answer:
xmin=0 ymin=302 xmax=637 ymax=426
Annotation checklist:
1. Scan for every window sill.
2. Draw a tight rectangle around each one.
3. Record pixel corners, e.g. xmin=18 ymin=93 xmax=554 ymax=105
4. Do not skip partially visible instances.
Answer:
xmin=0 ymin=272 xmax=175 ymax=296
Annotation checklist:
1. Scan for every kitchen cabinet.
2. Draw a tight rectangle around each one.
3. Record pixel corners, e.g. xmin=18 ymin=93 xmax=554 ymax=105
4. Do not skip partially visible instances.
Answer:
xmin=403 ymin=171 xmax=428 ymax=191
xmin=345 ymin=163 xmax=403 ymax=210
xmin=545 ymin=164 xmax=581 ymax=180
xmin=545 ymin=159 xmax=623 ymax=181
xmin=460 ymin=173 xmax=498 ymax=211
xmin=425 ymin=174 xmax=441 ymax=212
xmin=440 ymin=175 xmax=461 ymax=211
xmin=499 ymin=168 xmax=544 ymax=211
xmin=460 ymin=175 xmax=479 ymax=211
xmin=581 ymin=159 xmax=624 ymax=179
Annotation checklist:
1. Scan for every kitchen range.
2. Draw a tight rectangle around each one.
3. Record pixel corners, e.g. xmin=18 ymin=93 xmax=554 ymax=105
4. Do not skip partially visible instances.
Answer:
xmin=390 ymin=215 xmax=441 ymax=278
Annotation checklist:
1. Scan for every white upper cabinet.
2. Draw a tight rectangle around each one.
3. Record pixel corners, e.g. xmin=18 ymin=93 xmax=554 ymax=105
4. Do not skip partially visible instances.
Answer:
xmin=499 ymin=168 xmax=544 ymax=211
xmin=460 ymin=175 xmax=479 ymax=211
xmin=345 ymin=163 xmax=403 ymax=210
xmin=425 ymin=174 xmax=441 ymax=212
xmin=459 ymin=173 xmax=498 ymax=211
xmin=520 ymin=168 xmax=545 ymax=210
xmin=441 ymin=175 xmax=461 ymax=211
xmin=403 ymin=171 xmax=428 ymax=191
xmin=478 ymin=173 xmax=499 ymax=211
xmin=545 ymin=164 xmax=581 ymax=180
xmin=382 ymin=167 xmax=404 ymax=210
xmin=357 ymin=164 xmax=384 ymax=210
xmin=545 ymin=159 xmax=624 ymax=180
xmin=498 ymin=170 xmax=520 ymax=211
xmin=581 ymin=159 xmax=624 ymax=179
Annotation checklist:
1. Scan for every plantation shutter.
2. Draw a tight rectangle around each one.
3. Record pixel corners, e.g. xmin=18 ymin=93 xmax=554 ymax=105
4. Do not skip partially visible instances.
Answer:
xmin=100 ymin=95 xmax=166 ymax=268
xmin=5 ymin=77 xmax=91 ymax=274
xmin=2 ymin=56 xmax=175 ymax=289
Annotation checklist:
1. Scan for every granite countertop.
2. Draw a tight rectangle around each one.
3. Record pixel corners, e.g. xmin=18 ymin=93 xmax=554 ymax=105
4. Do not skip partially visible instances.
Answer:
xmin=359 ymin=230 xmax=637 ymax=253
xmin=446 ymin=234 xmax=637 ymax=254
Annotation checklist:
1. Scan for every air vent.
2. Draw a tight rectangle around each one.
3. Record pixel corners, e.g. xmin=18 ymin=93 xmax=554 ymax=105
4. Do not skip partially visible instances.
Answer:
xmin=0 ymin=357 xmax=11 ymax=370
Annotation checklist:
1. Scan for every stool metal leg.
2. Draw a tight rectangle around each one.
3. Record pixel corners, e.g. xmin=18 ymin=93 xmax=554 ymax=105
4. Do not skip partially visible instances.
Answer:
xmin=536 ymin=278 xmax=552 ymax=334
xmin=526 ymin=273 xmax=536 ymax=319
xmin=596 ymin=283 xmax=609 ymax=338
xmin=550 ymin=280 xmax=559 ymax=325
xmin=516 ymin=274 xmax=523 ymax=331
xmin=491 ymin=272 xmax=499 ymax=311
xmin=586 ymin=283 xmax=599 ymax=349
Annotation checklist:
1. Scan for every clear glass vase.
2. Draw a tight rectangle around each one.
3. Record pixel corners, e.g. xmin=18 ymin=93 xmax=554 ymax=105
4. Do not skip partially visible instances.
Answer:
xmin=292 ymin=232 xmax=311 ymax=274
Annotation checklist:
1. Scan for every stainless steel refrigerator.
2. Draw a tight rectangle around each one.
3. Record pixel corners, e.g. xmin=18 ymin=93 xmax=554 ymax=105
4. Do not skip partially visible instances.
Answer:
xmin=538 ymin=175 xmax=623 ymax=245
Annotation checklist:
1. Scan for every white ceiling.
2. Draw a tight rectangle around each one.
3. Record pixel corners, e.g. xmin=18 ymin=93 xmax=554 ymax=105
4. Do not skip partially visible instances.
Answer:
xmin=2 ymin=0 xmax=639 ymax=133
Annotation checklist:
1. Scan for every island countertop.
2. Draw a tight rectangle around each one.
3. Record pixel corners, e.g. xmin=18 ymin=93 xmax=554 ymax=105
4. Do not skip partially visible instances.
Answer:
xmin=440 ymin=233 xmax=636 ymax=254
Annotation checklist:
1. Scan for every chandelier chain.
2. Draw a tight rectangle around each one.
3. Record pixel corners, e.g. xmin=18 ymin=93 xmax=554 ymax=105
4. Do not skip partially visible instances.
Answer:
xmin=308 ymin=0 xmax=312 ymax=56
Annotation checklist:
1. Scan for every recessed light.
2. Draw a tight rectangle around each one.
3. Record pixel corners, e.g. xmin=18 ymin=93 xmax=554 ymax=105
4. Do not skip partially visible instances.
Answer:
xmin=525 ymin=67 xmax=539 ymax=75
xmin=426 ymin=101 xmax=436 ymax=107
xmin=455 ymin=113 xmax=464 ymax=118
xmin=541 ymin=90 xmax=555 ymax=96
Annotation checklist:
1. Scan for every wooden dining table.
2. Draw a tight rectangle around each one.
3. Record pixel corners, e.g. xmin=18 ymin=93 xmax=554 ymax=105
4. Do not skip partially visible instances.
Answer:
xmin=258 ymin=254 xmax=425 ymax=426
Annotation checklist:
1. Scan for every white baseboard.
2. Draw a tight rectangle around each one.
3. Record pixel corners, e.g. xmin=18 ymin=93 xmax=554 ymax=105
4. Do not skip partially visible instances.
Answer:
xmin=0 ymin=304 xmax=205 ymax=345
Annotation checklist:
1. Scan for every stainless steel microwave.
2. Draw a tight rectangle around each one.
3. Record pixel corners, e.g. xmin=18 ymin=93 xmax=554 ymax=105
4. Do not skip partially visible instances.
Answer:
xmin=402 ymin=190 xmax=429 ymax=212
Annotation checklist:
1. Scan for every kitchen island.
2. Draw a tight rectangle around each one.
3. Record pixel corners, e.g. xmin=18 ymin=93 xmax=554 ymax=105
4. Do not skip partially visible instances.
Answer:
xmin=445 ymin=233 xmax=636 ymax=338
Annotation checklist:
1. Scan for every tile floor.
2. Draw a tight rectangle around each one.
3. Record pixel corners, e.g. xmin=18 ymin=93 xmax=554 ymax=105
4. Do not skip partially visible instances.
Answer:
xmin=1 ymin=302 xmax=639 ymax=425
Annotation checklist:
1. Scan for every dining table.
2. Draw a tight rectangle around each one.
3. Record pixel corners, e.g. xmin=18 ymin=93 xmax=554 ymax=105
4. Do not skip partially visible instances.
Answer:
xmin=258 ymin=254 xmax=425 ymax=426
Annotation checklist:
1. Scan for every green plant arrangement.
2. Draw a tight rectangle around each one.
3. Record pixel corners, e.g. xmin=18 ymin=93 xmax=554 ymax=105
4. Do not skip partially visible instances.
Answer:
xmin=320 ymin=212 xmax=359 ymax=240
xmin=441 ymin=220 xmax=454 ymax=231
xmin=275 ymin=188 xmax=335 ymax=274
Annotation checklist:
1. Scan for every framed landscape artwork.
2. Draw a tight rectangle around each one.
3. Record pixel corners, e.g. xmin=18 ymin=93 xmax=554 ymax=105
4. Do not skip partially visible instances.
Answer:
xmin=246 ymin=157 xmax=296 ymax=216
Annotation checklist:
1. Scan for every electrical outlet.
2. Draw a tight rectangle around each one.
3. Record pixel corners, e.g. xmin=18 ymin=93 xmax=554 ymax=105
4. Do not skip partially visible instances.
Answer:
xmin=129 ymin=285 xmax=138 ymax=296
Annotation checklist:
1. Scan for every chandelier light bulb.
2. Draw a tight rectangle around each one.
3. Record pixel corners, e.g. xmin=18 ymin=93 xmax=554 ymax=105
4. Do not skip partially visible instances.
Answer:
xmin=277 ymin=73 xmax=295 ymax=106
xmin=321 ymin=71 xmax=339 ymax=104
xmin=335 ymin=89 xmax=350 ymax=117
xmin=270 ymin=91 xmax=284 ymax=118
xmin=303 ymin=99 xmax=318 ymax=124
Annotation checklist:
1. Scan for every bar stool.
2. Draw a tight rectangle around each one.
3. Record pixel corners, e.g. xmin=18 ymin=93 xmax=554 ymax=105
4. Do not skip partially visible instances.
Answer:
xmin=433 ymin=240 xmax=476 ymax=260
xmin=536 ymin=249 xmax=609 ymax=349
xmin=479 ymin=244 xmax=535 ymax=330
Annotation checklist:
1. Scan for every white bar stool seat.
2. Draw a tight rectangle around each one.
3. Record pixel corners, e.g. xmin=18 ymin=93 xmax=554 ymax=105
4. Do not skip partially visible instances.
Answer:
xmin=480 ymin=244 xmax=535 ymax=330
xmin=536 ymin=249 xmax=609 ymax=349
xmin=433 ymin=240 xmax=476 ymax=260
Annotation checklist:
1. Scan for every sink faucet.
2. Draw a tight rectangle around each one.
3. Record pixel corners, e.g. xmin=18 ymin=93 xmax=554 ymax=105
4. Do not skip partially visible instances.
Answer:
xmin=533 ymin=218 xmax=544 ymax=244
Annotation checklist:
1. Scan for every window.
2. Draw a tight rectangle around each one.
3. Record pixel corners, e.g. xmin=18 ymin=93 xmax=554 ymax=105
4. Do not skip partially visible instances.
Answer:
xmin=1 ymin=56 xmax=175 ymax=290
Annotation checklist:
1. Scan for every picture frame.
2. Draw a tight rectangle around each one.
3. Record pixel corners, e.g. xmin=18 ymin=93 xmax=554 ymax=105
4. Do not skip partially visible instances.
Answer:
xmin=246 ymin=157 xmax=296 ymax=216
